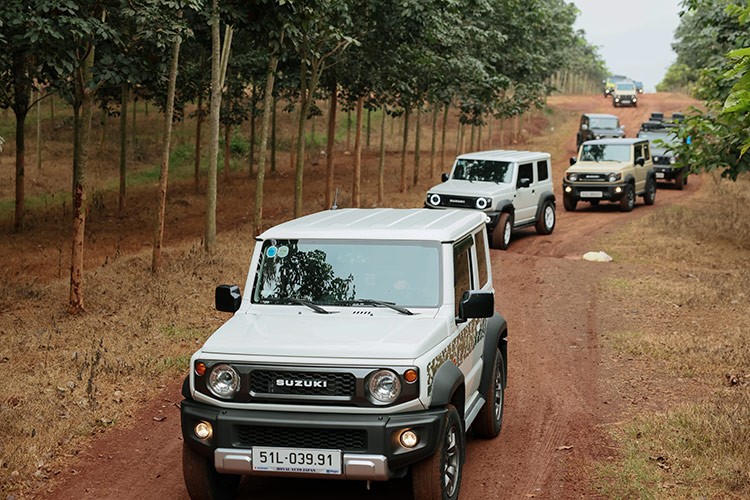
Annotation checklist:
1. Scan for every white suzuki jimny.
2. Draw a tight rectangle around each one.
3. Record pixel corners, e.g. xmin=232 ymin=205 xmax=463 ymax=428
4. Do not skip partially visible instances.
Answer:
xmin=180 ymin=208 xmax=508 ymax=500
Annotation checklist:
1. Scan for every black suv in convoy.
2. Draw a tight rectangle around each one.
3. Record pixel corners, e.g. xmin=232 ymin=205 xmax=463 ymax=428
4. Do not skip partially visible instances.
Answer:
xmin=576 ymin=113 xmax=626 ymax=148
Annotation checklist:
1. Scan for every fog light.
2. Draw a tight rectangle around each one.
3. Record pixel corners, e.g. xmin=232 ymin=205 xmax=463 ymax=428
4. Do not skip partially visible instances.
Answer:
xmin=615 ymin=186 xmax=622 ymax=194
xmin=195 ymin=421 xmax=213 ymax=439
xmin=400 ymin=430 xmax=419 ymax=448
xmin=565 ymin=186 xmax=572 ymax=193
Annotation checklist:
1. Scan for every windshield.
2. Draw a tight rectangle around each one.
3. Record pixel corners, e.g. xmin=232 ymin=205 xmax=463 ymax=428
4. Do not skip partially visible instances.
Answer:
xmin=616 ymin=83 xmax=636 ymax=92
xmin=638 ymin=131 xmax=678 ymax=145
xmin=451 ymin=158 xmax=513 ymax=183
xmin=580 ymin=144 xmax=631 ymax=162
xmin=589 ymin=117 xmax=619 ymax=129
xmin=252 ymin=239 xmax=441 ymax=308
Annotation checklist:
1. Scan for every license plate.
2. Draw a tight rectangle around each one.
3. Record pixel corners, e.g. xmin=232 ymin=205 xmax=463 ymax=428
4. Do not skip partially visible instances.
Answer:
xmin=252 ymin=447 xmax=342 ymax=475
xmin=656 ymin=172 xmax=665 ymax=179
xmin=580 ymin=191 xmax=603 ymax=198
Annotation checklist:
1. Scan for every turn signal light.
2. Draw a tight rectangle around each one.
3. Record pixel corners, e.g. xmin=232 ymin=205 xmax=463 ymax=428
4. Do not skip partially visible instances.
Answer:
xmin=404 ymin=369 xmax=418 ymax=383
xmin=195 ymin=362 xmax=206 ymax=376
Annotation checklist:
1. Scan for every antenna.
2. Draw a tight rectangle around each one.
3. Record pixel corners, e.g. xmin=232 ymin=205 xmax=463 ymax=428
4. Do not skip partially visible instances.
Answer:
xmin=331 ymin=188 xmax=339 ymax=210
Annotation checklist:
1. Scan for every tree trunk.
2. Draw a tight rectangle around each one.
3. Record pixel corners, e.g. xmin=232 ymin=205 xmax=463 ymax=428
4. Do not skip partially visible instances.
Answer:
xmin=205 ymin=0 xmax=222 ymax=254
xmin=249 ymin=86 xmax=256 ymax=175
xmin=325 ymin=85 xmax=337 ymax=209
xmin=14 ymin=109 xmax=27 ymax=232
xmin=271 ymin=93 xmax=277 ymax=173
xmin=69 ymin=49 xmax=96 ymax=314
xmin=132 ymin=98 xmax=137 ymax=149
xmin=469 ymin=124 xmax=476 ymax=151
xmin=478 ymin=122 xmax=483 ymax=150
xmin=223 ymin=121 xmax=231 ymax=180
xmin=488 ymin=116 xmax=493 ymax=149
xmin=119 ymin=83 xmax=128 ymax=214
xmin=345 ymin=109 xmax=351 ymax=152
xmin=441 ymin=104 xmax=448 ymax=169
xmin=254 ymin=52 xmax=279 ymax=236
xmin=194 ymin=93 xmax=203 ymax=190
xmin=352 ymin=96 xmax=363 ymax=207
xmin=99 ymin=106 xmax=107 ymax=147
xmin=499 ymin=119 xmax=505 ymax=148
xmin=378 ymin=106 xmax=386 ymax=204
xmin=36 ymin=90 xmax=42 ymax=171
xmin=399 ymin=107 xmax=410 ymax=192
xmin=366 ymin=108 xmax=371 ymax=148
xmin=413 ymin=105 xmax=421 ymax=187
xmin=429 ymin=104 xmax=438 ymax=179
xmin=152 ymin=34 xmax=181 ymax=273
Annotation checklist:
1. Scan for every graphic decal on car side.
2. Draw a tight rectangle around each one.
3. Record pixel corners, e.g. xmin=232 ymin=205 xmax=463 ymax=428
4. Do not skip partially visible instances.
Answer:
xmin=426 ymin=318 xmax=487 ymax=396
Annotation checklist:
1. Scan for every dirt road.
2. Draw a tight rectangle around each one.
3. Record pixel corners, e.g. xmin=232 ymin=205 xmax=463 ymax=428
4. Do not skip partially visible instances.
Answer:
xmin=35 ymin=93 xmax=698 ymax=499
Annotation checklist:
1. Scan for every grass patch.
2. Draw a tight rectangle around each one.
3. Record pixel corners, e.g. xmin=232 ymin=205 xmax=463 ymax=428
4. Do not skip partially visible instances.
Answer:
xmin=595 ymin=173 xmax=750 ymax=497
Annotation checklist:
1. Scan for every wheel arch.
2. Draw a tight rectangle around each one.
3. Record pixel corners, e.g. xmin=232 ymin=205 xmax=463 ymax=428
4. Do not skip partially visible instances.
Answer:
xmin=430 ymin=361 xmax=466 ymax=420
xmin=479 ymin=313 xmax=508 ymax=395
xmin=533 ymin=192 xmax=556 ymax=220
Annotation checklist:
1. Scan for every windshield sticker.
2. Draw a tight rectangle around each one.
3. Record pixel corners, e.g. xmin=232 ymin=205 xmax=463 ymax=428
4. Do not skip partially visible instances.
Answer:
xmin=266 ymin=246 xmax=277 ymax=258
xmin=277 ymin=246 xmax=289 ymax=258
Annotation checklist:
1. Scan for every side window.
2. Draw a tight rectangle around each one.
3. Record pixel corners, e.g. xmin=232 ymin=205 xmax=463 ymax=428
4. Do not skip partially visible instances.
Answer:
xmin=474 ymin=230 xmax=488 ymax=288
xmin=643 ymin=143 xmax=650 ymax=160
xmin=634 ymin=144 xmax=643 ymax=160
xmin=517 ymin=163 xmax=534 ymax=188
xmin=536 ymin=160 xmax=549 ymax=182
xmin=453 ymin=239 xmax=473 ymax=317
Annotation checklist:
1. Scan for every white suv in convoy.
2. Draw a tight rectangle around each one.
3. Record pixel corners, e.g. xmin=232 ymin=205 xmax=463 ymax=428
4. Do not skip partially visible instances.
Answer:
xmin=424 ymin=150 xmax=556 ymax=250
xmin=181 ymin=208 xmax=509 ymax=500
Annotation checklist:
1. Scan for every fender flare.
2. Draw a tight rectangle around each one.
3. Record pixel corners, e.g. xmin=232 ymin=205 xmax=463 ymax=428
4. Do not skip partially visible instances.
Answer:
xmin=478 ymin=313 xmax=508 ymax=396
xmin=533 ymin=192 xmax=556 ymax=220
xmin=430 ymin=361 xmax=465 ymax=415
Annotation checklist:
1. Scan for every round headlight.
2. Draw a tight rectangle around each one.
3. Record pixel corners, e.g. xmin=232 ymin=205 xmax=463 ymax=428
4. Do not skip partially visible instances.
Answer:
xmin=653 ymin=156 xmax=660 ymax=163
xmin=568 ymin=173 xmax=578 ymax=182
xmin=367 ymin=369 xmax=402 ymax=404
xmin=594 ymin=135 xmax=601 ymax=139
xmin=670 ymin=157 xmax=676 ymax=164
xmin=607 ymin=172 xmax=620 ymax=183
xmin=475 ymin=197 xmax=489 ymax=209
xmin=633 ymin=97 xmax=637 ymax=102
xmin=428 ymin=193 xmax=441 ymax=206
xmin=208 ymin=364 xmax=240 ymax=399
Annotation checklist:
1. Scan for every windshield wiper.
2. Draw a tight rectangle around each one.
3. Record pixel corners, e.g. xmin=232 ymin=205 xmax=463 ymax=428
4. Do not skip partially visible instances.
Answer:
xmin=260 ymin=297 xmax=333 ymax=314
xmin=333 ymin=299 xmax=414 ymax=316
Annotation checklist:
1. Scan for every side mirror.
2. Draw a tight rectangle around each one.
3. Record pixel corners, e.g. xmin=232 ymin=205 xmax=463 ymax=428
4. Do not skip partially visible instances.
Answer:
xmin=581 ymin=124 xmax=588 ymax=131
xmin=518 ymin=178 xmax=532 ymax=189
xmin=458 ymin=290 xmax=494 ymax=321
xmin=569 ymin=157 xmax=577 ymax=166
xmin=635 ymin=157 xmax=645 ymax=167
xmin=216 ymin=284 xmax=241 ymax=313
xmin=441 ymin=173 xmax=449 ymax=182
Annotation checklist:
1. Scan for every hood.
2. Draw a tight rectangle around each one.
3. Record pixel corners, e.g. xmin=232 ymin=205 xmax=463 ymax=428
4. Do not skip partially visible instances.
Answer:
xmin=427 ymin=179 xmax=513 ymax=199
xmin=200 ymin=309 xmax=448 ymax=360
xmin=568 ymin=161 xmax=629 ymax=173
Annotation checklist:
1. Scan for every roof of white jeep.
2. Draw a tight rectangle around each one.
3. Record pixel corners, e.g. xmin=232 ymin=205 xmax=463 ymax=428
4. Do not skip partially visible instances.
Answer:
xmin=583 ymin=138 xmax=646 ymax=146
xmin=258 ymin=208 xmax=487 ymax=242
xmin=456 ymin=149 xmax=549 ymax=163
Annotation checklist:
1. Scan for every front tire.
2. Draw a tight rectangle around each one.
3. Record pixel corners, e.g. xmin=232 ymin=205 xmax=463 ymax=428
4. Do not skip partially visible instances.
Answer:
xmin=675 ymin=171 xmax=685 ymax=190
xmin=563 ymin=194 xmax=577 ymax=212
xmin=473 ymin=349 xmax=505 ymax=438
xmin=619 ymin=183 xmax=635 ymax=212
xmin=643 ymin=178 xmax=656 ymax=205
xmin=183 ymin=443 xmax=241 ymax=500
xmin=412 ymin=404 xmax=465 ymax=500
xmin=491 ymin=212 xmax=513 ymax=250
xmin=535 ymin=200 xmax=556 ymax=235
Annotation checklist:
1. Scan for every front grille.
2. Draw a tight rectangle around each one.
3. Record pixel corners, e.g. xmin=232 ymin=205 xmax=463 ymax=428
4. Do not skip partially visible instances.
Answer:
xmin=250 ymin=370 xmax=355 ymax=397
xmin=577 ymin=173 xmax=607 ymax=182
xmin=236 ymin=425 xmax=367 ymax=451
xmin=438 ymin=195 xmax=474 ymax=208
xmin=653 ymin=156 xmax=672 ymax=165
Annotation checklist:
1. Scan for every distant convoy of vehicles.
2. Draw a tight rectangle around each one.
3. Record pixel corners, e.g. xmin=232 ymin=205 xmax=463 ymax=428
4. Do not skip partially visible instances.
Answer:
xmin=603 ymin=74 xmax=643 ymax=107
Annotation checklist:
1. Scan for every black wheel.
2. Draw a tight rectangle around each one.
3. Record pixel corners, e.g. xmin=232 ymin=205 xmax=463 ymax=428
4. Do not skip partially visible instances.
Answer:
xmin=589 ymin=200 xmax=600 ymax=206
xmin=619 ymin=183 xmax=635 ymax=212
xmin=473 ymin=349 xmax=505 ymax=438
xmin=183 ymin=443 xmax=241 ymax=500
xmin=675 ymin=171 xmax=685 ymax=190
xmin=644 ymin=178 xmax=656 ymax=205
xmin=684 ymin=172 xmax=689 ymax=185
xmin=412 ymin=404 xmax=465 ymax=500
xmin=535 ymin=200 xmax=556 ymax=235
xmin=491 ymin=212 xmax=512 ymax=250
xmin=563 ymin=194 xmax=577 ymax=212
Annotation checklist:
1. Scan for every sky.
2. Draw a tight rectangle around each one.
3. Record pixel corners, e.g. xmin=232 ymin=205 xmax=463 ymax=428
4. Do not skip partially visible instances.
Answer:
xmin=570 ymin=0 xmax=683 ymax=92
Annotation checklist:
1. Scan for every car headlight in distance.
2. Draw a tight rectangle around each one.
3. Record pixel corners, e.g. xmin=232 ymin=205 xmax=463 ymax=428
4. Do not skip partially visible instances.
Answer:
xmin=567 ymin=172 xmax=578 ymax=182
xmin=428 ymin=193 xmax=441 ymax=206
xmin=633 ymin=97 xmax=637 ymax=102
xmin=670 ymin=157 xmax=677 ymax=164
xmin=475 ymin=197 xmax=490 ymax=209
xmin=595 ymin=135 xmax=601 ymax=139
xmin=608 ymin=172 xmax=622 ymax=183
xmin=653 ymin=156 xmax=660 ymax=163
xmin=367 ymin=369 xmax=402 ymax=404
xmin=208 ymin=364 xmax=240 ymax=399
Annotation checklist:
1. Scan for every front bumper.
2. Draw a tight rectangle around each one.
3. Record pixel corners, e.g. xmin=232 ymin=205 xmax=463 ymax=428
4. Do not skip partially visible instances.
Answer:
xmin=653 ymin=165 xmax=683 ymax=181
xmin=181 ymin=399 xmax=446 ymax=481
xmin=563 ymin=181 xmax=627 ymax=202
